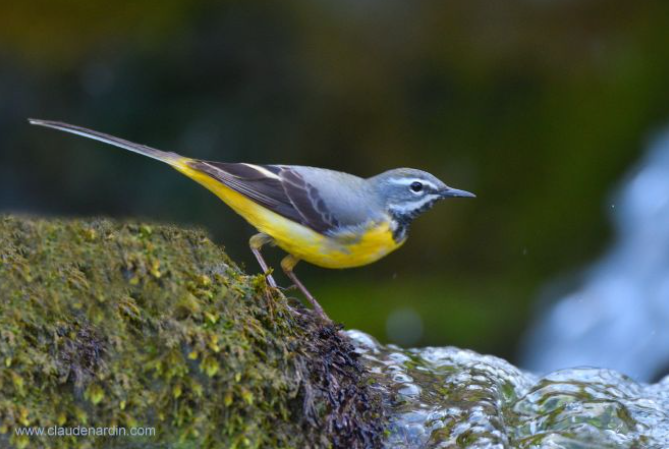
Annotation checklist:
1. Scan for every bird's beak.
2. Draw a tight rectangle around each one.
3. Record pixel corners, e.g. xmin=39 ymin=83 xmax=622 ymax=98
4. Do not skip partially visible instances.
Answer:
xmin=440 ymin=187 xmax=476 ymax=198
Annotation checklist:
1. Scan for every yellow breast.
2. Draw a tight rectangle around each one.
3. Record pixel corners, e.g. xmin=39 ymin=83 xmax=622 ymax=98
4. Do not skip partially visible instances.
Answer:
xmin=277 ymin=219 xmax=405 ymax=269
xmin=175 ymin=162 xmax=404 ymax=269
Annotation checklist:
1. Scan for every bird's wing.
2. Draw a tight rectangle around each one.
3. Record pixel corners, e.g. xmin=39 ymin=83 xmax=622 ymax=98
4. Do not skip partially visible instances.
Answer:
xmin=188 ymin=161 xmax=340 ymax=233
xmin=27 ymin=119 xmax=344 ymax=233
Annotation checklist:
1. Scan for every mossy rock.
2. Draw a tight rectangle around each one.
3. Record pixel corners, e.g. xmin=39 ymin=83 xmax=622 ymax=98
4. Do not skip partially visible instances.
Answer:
xmin=0 ymin=216 xmax=384 ymax=449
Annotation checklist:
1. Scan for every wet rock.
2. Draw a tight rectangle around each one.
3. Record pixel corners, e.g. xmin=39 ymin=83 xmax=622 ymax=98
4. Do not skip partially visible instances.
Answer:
xmin=4 ymin=215 xmax=668 ymax=449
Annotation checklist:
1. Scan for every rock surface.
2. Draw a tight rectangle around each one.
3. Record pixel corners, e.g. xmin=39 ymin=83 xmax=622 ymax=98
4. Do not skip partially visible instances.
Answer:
xmin=2 ymin=215 xmax=669 ymax=449
xmin=0 ymin=216 xmax=383 ymax=449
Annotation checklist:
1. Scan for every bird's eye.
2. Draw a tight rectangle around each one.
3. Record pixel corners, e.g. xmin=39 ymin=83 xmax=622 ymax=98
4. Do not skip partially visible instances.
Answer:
xmin=410 ymin=181 xmax=424 ymax=193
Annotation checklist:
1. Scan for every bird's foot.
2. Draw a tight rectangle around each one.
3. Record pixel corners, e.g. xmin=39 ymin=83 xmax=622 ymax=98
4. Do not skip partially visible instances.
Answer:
xmin=263 ymin=271 xmax=277 ymax=289
xmin=279 ymin=286 xmax=331 ymax=323
xmin=276 ymin=284 xmax=298 ymax=293
xmin=299 ymin=290 xmax=332 ymax=323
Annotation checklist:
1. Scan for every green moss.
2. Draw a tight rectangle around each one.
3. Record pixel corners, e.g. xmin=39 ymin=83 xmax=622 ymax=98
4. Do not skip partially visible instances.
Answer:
xmin=0 ymin=216 xmax=384 ymax=449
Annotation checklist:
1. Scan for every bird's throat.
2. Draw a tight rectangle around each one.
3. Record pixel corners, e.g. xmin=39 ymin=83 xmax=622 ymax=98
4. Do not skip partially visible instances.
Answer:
xmin=390 ymin=215 xmax=411 ymax=243
xmin=389 ymin=197 xmax=441 ymax=243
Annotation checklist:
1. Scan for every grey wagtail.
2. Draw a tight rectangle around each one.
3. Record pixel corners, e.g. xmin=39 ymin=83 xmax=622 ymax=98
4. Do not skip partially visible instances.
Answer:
xmin=29 ymin=119 xmax=475 ymax=321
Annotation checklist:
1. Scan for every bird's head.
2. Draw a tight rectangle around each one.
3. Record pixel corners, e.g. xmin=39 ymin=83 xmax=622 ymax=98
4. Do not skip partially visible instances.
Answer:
xmin=369 ymin=168 xmax=475 ymax=225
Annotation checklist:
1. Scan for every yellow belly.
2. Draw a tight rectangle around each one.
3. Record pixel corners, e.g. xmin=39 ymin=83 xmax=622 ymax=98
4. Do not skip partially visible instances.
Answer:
xmin=175 ymin=162 xmax=404 ymax=269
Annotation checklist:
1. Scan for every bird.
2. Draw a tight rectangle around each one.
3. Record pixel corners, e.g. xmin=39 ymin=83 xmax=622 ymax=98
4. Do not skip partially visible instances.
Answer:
xmin=29 ymin=119 xmax=475 ymax=322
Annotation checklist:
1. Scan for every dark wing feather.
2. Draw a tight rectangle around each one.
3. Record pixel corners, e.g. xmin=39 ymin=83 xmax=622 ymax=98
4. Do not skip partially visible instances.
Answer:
xmin=188 ymin=161 xmax=339 ymax=233
xmin=279 ymin=169 xmax=341 ymax=231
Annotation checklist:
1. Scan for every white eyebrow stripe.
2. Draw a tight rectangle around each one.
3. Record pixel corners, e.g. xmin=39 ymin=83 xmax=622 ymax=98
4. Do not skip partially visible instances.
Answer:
xmin=389 ymin=178 xmax=438 ymax=189
xmin=241 ymin=163 xmax=282 ymax=180
xmin=389 ymin=194 xmax=441 ymax=213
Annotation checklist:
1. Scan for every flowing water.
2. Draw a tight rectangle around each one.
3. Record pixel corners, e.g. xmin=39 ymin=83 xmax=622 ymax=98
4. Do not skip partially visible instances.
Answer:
xmin=348 ymin=330 xmax=669 ymax=448
xmin=521 ymin=128 xmax=669 ymax=382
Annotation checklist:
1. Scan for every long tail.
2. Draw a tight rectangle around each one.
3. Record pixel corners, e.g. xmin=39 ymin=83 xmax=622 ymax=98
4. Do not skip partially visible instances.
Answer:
xmin=27 ymin=119 xmax=248 ymax=215
xmin=28 ymin=119 xmax=185 ymax=166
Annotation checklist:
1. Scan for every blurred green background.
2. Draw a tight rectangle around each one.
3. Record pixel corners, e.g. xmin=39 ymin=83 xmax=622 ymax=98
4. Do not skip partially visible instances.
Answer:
xmin=2 ymin=0 xmax=669 ymax=364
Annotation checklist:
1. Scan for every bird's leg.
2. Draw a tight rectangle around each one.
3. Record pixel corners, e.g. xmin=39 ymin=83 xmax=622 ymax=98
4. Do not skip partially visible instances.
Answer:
xmin=249 ymin=233 xmax=277 ymax=288
xmin=281 ymin=255 xmax=331 ymax=322
xmin=250 ymin=234 xmax=304 ymax=318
